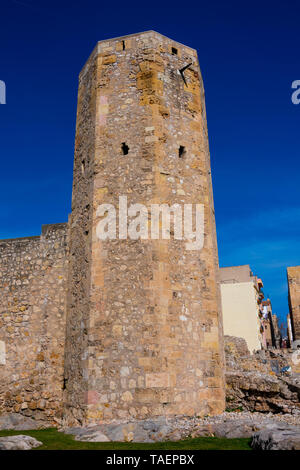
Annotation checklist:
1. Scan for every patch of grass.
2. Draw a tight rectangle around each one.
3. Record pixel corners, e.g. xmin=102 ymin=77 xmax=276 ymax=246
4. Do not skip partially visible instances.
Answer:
xmin=225 ymin=406 xmax=244 ymax=412
xmin=0 ymin=428 xmax=252 ymax=450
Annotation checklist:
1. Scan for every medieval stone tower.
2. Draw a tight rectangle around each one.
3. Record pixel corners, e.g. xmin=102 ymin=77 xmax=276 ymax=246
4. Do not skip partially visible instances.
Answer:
xmin=63 ymin=31 xmax=224 ymax=425
xmin=0 ymin=31 xmax=224 ymax=427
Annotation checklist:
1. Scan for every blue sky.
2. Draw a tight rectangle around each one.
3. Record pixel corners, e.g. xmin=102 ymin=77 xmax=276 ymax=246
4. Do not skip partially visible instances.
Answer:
xmin=0 ymin=0 xmax=299 ymax=326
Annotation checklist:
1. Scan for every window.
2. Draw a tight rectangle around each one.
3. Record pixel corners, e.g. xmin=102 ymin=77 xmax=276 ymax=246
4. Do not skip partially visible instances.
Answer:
xmin=122 ymin=40 xmax=125 ymax=50
xmin=178 ymin=146 xmax=186 ymax=158
xmin=0 ymin=340 xmax=5 ymax=365
xmin=121 ymin=142 xmax=129 ymax=155
xmin=172 ymin=47 xmax=178 ymax=55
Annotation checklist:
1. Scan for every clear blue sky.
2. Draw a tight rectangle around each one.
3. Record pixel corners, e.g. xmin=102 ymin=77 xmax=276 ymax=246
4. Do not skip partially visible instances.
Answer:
xmin=1 ymin=0 xmax=299 ymax=327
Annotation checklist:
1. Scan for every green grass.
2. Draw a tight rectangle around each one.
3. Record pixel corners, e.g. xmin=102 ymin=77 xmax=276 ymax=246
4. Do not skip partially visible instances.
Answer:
xmin=0 ymin=428 xmax=251 ymax=450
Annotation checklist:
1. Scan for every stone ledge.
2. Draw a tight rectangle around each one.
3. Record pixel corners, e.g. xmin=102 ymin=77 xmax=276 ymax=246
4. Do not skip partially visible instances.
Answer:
xmin=61 ymin=412 xmax=300 ymax=443
xmin=0 ymin=435 xmax=42 ymax=450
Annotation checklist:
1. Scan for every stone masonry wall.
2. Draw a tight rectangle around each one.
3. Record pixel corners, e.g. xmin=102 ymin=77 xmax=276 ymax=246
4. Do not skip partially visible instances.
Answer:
xmin=64 ymin=31 xmax=225 ymax=425
xmin=63 ymin=45 xmax=96 ymax=424
xmin=287 ymin=266 xmax=300 ymax=341
xmin=0 ymin=223 xmax=68 ymax=425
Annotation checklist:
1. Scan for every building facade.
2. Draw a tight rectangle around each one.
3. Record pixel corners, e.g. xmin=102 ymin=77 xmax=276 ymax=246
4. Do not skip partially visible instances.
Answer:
xmin=219 ymin=265 xmax=265 ymax=352
xmin=287 ymin=313 xmax=294 ymax=347
xmin=259 ymin=300 xmax=281 ymax=350
xmin=271 ymin=314 xmax=282 ymax=349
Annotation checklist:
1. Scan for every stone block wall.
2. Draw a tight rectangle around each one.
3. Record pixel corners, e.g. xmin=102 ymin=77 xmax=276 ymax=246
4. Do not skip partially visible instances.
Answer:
xmin=0 ymin=223 xmax=68 ymax=425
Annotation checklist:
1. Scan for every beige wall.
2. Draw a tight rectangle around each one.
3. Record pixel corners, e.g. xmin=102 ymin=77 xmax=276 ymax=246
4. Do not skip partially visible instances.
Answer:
xmin=220 ymin=282 xmax=261 ymax=353
xmin=219 ymin=265 xmax=252 ymax=283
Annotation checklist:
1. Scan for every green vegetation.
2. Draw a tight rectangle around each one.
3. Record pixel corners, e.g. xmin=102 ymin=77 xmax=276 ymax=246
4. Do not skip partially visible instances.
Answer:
xmin=0 ymin=428 xmax=252 ymax=450
xmin=225 ymin=406 xmax=244 ymax=412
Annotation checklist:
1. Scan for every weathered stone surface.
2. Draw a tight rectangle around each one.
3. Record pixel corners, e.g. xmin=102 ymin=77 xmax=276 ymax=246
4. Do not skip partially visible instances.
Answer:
xmin=226 ymin=370 xmax=300 ymax=413
xmin=225 ymin=336 xmax=300 ymax=414
xmin=252 ymin=424 xmax=300 ymax=450
xmin=0 ymin=224 xmax=68 ymax=425
xmin=75 ymin=430 xmax=110 ymax=442
xmin=0 ymin=435 xmax=42 ymax=450
xmin=64 ymin=417 xmax=173 ymax=443
xmin=0 ymin=413 xmax=46 ymax=430
xmin=225 ymin=335 xmax=250 ymax=357
xmin=63 ymin=411 xmax=300 ymax=442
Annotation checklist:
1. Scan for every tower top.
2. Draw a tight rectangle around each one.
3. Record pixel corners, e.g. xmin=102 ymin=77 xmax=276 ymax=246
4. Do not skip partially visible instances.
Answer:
xmin=96 ymin=30 xmax=197 ymax=51
xmin=79 ymin=30 xmax=198 ymax=78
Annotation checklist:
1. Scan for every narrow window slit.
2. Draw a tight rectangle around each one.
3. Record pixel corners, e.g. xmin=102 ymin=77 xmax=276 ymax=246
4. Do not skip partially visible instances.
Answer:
xmin=122 ymin=40 xmax=125 ymax=50
xmin=172 ymin=47 xmax=178 ymax=55
xmin=179 ymin=146 xmax=186 ymax=158
xmin=121 ymin=142 xmax=129 ymax=155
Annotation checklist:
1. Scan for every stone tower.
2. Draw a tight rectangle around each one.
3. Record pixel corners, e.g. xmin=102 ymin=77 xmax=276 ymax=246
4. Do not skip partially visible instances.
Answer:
xmin=64 ymin=31 xmax=225 ymax=425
